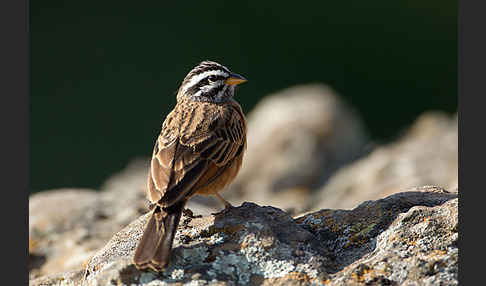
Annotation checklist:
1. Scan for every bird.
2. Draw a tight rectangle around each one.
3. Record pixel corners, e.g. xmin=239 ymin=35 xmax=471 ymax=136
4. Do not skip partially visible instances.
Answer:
xmin=133 ymin=60 xmax=248 ymax=272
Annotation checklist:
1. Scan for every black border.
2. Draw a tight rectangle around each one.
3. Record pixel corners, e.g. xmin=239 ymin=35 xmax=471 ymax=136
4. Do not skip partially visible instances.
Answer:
xmin=1 ymin=0 xmax=29 ymax=282
xmin=459 ymin=0 xmax=485 ymax=284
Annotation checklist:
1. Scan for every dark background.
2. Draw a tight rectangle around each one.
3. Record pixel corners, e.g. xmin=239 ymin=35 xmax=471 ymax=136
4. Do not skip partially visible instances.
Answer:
xmin=30 ymin=1 xmax=457 ymax=193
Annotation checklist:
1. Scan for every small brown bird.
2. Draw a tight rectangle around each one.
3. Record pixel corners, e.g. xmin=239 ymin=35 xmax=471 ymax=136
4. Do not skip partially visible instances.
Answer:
xmin=133 ymin=61 xmax=247 ymax=271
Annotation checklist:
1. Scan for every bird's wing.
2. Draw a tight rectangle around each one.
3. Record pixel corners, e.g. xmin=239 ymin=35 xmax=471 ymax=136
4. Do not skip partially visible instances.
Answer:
xmin=147 ymin=103 xmax=246 ymax=207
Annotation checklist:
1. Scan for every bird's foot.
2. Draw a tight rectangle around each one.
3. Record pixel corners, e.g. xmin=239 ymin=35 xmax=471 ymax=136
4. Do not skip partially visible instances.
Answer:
xmin=211 ymin=203 xmax=234 ymax=216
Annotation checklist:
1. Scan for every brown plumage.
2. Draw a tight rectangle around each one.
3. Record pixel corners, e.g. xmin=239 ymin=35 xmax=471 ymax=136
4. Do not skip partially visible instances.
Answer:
xmin=133 ymin=61 xmax=247 ymax=271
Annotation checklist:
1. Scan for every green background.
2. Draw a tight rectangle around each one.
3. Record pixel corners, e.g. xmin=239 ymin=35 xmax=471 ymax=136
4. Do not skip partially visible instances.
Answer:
xmin=31 ymin=1 xmax=457 ymax=193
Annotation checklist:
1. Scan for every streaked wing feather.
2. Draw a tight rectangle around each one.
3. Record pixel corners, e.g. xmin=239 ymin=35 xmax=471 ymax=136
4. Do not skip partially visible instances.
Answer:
xmin=187 ymin=110 xmax=246 ymax=192
xmin=148 ymin=103 xmax=245 ymax=207
xmin=149 ymin=138 xmax=210 ymax=207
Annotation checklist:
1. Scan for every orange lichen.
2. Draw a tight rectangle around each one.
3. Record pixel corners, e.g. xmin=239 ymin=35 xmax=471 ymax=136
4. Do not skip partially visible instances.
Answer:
xmin=430 ymin=249 xmax=447 ymax=256
xmin=323 ymin=216 xmax=340 ymax=232
xmin=322 ymin=278 xmax=332 ymax=284
xmin=351 ymin=266 xmax=374 ymax=282
xmin=407 ymin=240 xmax=417 ymax=246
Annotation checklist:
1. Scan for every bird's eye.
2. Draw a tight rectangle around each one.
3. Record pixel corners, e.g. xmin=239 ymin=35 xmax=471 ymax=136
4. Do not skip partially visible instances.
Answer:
xmin=208 ymin=75 xmax=217 ymax=82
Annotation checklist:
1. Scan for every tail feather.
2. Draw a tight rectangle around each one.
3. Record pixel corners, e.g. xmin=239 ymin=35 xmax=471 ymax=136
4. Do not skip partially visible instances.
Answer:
xmin=133 ymin=201 xmax=185 ymax=271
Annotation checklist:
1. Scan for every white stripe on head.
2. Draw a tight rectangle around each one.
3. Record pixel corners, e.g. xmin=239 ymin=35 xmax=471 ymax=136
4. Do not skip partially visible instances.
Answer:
xmin=181 ymin=69 xmax=229 ymax=95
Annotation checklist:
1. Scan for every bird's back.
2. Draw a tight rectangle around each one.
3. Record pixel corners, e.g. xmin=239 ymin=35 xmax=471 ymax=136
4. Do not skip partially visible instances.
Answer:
xmin=147 ymin=99 xmax=246 ymax=206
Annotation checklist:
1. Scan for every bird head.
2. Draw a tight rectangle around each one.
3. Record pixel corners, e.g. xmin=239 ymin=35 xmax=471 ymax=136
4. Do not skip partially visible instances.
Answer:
xmin=177 ymin=61 xmax=247 ymax=103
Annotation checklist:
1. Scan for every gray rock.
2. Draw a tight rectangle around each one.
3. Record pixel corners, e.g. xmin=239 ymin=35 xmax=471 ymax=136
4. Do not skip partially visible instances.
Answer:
xmin=83 ymin=202 xmax=334 ymax=286
xmin=31 ymin=185 xmax=457 ymax=286
xmin=28 ymin=158 xmax=227 ymax=281
xmin=310 ymin=111 xmax=458 ymax=211
xmin=28 ymin=92 xmax=458 ymax=285
xmin=323 ymin=188 xmax=458 ymax=285
xmin=29 ymin=188 xmax=106 ymax=279
xmin=29 ymin=269 xmax=84 ymax=286
xmin=296 ymin=186 xmax=457 ymax=280
xmin=227 ymin=84 xmax=369 ymax=215
xmin=29 ymin=159 xmax=149 ymax=279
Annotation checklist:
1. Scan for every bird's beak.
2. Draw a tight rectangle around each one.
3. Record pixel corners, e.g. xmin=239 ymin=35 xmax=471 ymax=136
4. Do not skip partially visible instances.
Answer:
xmin=225 ymin=73 xmax=248 ymax=86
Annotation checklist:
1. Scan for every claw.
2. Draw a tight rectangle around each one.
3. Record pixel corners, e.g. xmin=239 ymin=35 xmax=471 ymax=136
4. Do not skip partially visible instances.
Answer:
xmin=211 ymin=197 xmax=234 ymax=216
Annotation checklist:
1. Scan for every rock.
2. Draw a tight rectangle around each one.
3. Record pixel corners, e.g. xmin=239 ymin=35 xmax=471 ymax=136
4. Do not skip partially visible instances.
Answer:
xmin=295 ymin=186 xmax=457 ymax=276
xmin=227 ymin=84 xmax=369 ymax=215
xmin=40 ymin=185 xmax=456 ymax=286
xmin=29 ymin=159 xmax=149 ymax=279
xmin=324 ymin=188 xmax=458 ymax=285
xmin=28 ymin=158 xmax=233 ymax=281
xmin=310 ymin=111 xmax=458 ymax=210
xmin=28 ymin=92 xmax=458 ymax=285
xmin=29 ymin=188 xmax=106 ymax=280
xmin=29 ymin=269 xmax=85 ymax=286
xmin=83 ymin=203 xmax=335 ymax=286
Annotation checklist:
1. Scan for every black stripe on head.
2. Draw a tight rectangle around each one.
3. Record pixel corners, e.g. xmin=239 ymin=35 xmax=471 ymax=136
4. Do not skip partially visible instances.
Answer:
xmin=185 ymin=79 xmax=225 ymax=99
xmin=208 ymin=75 xmax=226 ymax=82
xmin=184 ymin=72 xmax=228 ymax=97
xmin=183 ymin=61 xmax=230 ymax=84
xmin=204 ymin=83 xmax=225 ymax=100
xmin=178 ymin=61 xmax=235 ymax=102
xmin=185 ymin=77 xmax=209 ymax=96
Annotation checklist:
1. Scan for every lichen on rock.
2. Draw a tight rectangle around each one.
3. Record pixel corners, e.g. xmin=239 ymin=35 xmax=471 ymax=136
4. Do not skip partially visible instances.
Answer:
xmin=82 ymin=202 xmax=333 ymax=286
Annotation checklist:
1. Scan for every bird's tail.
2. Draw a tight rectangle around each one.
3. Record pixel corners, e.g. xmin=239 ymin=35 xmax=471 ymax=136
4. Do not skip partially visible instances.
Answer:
xmin=133 ymin=201 xmax=185 ymax=271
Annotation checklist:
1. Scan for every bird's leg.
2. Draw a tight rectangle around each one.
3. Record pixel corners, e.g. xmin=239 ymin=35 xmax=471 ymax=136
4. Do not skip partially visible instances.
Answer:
xmin=215 ymin=193 xmax=233 ymax=209
xmin=212 ymin=193 xmax=233 ymax=215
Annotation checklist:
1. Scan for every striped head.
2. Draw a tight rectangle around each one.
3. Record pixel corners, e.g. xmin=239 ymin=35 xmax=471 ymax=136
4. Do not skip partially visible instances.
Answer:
xmin=177 ymin=61 xmax=247 ymax=103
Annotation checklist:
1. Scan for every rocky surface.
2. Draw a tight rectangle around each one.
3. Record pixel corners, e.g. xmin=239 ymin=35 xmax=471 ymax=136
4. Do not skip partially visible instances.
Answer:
xmin=309 ymin=111 xmax=458 ymax=211
xmin=297 ymin=186 xmax=458 ymax=285
xmin=28 ymin=159 xmax=219 ymax=282
xmin=29 ymin=84 xmax=458 ymax=285
xmin=29 ymin=188 xmax=108 ymax=280
xmin=83 ymin=203 xmax=334 ymax=286
xmin=30 ymin=186 xmax=458 ymax=286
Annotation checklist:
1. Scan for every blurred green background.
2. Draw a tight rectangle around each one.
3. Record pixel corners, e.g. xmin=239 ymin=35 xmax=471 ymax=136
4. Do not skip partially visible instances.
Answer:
xmin=30 ymin=1 xmax=457 ymax=193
